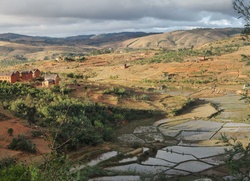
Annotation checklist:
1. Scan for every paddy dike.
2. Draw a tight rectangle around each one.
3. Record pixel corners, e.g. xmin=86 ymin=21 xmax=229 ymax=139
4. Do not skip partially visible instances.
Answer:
xmin=86 ymin=93 xmax=250 ymax=180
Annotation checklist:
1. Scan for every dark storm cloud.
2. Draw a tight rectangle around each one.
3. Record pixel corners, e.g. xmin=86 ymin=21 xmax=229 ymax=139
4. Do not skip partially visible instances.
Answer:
xmin=0 ymin=0 xmax=243 ymax=36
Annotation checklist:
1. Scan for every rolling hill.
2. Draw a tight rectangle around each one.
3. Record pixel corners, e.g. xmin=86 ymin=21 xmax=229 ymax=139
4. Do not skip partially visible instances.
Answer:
xmin=0 ymin=32 xmax=159 ymax=64
xmin=0 ymin=28 xmax=243 ymax=66
xmin=119 ymin=28 xmax=242 ymax=49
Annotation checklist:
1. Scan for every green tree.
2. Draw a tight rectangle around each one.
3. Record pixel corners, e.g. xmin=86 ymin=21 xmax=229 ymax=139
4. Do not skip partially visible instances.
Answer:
xmin=7 ymin=128 xmax=13 ymax=136
xmin=220 ymin=134 xmax=250 ymax=180
xmin=8 ymin=135 xmax=36 ymax=153
xmin=0 ymin=164 xmax=32 ymax=181
xmin=233 ymin=0 xmax=250 ymax=36
xmin=234 ymin=0 xmax=250 ymax=23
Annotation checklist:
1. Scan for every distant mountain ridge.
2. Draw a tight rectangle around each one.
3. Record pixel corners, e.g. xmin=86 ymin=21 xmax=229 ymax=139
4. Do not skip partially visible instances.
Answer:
xmin=0 ymin=32 xmax=160 ymax=46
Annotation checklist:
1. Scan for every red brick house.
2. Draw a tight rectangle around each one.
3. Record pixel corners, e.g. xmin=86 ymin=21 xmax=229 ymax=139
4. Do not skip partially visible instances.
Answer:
xmin=32 ymin=69 xmax=40 ymax=78
xmin=13 ymin=71 xmax=20 ymax=81
xmin=0 ymin=71 xmax=20 ymax=83
xmin=42 ymin=74 xmax=60 ymax=87
xmin=21 ymin=70 xmax=33 ymax=81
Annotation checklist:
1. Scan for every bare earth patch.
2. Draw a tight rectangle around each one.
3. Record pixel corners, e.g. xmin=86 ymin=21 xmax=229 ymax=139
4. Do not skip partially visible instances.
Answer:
xmin=0 ymin=119 xmax=51 ymax=162
xmin=178 ymin=103 xmax=218 ymax=119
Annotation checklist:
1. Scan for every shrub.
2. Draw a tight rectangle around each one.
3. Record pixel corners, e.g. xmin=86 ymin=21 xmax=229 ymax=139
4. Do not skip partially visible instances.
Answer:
xmin=131 ymin=141 xmax=143 ymax=149
xmin=220 ymin=134 xmax=250 ymax=180
xmin=103 ymin=87 xmax=128 ymax=96
xmin=64 ymin=57 xmax=75 ymax=62
xmin=0 ymin=164 xmax=32 ymax=181
xmin=171 ymin=108 xmax=180 ymax=116
xmin=31 ymin=130 xmax=43 ymax=138
xmin=109 ymin=75 xmax=118 ymax=79
xmin=66 ymin=72 xmax=84 ymax=79
xmin=7 ymin=128 xmax=13 ymax=136
xmin=134 ymin=94 xmax=150 ymax=101
xmin=78 ymin=56 xmax=86 ymax=62
xmin=67 ymin=73 xmax=74 ymax=78
xmin=8 ymin=135 xmax=36 ymax=153
xmin=0 ymin=158 xmax=15 ymax=169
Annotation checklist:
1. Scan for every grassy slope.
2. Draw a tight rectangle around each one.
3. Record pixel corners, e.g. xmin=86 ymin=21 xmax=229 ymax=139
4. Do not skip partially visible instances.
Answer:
xmin=119 ymin=28 xmax=242 ymax=49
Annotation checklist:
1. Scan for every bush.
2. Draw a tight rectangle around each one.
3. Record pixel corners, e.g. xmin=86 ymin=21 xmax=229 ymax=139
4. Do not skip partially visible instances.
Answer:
xmin=66 ymin=73 xmax=84 ymax=79
xmin=8 ymin=135 xmax=36 ymax=153
xmin=0 ymin=158 xmax=15 ymax=169
xmin=7 ymin=128 xmax=13 ymax=136
xmin=31 ymin=130 xmax=43 ymax=138
xmin=220 ymin=134 xmax=250 ymax=180
xmin=103 ymin=87 xmax=128 ymax=96
xmin=0 ymin=164 xmax=32 ymax=181
xmin=134 ymin=94 xmax=150 ymax=101
xmin=67 ymin=73 xmax=74 ymax=78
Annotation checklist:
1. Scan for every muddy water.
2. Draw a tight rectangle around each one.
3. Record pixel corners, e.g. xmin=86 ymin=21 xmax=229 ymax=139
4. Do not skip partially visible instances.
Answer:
xmin=84 ymin=93 xmax=250 ymax=180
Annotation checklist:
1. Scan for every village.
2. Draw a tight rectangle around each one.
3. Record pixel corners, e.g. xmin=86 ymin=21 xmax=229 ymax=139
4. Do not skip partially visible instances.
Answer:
xmin=0 ymin=69 xmax=60 ymax=87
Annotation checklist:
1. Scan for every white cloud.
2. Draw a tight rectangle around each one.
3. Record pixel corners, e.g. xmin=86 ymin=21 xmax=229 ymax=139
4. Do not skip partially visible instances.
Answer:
xmin=0 ymin=0 xmax=243 ymax=36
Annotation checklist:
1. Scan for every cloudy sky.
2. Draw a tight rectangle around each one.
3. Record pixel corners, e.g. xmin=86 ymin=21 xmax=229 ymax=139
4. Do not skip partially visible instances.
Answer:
xmin=0 ymin=0 xmax=244 ymax=37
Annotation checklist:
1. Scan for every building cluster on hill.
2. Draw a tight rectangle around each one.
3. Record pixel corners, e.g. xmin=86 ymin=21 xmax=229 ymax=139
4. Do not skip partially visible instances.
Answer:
xmin=0 ymin=69 xmax=60 ymax=87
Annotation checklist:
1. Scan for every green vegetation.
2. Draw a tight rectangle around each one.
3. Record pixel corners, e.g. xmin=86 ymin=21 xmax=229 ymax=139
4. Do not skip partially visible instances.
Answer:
xmin=103 ymin=87 xmax=128 ymax=97
xmin=0 ymin=164 xmax=33 ymax=181
xmin=0 ymin=158 xmax=15 ymax=169
xmin=0 ymin=81 xmax=162 ymax=180
xmin=233 ymin=0 xmax=250 ymax=37
xmin=57 ymin=52 xmax=86 ymax=62
xmin=66 ymin=73 xmax=84 ymax=79
xmin=8 ymin=135 xmax=36 ymax=153
xmin=171 ymin=98 xmax=197 ymax=116
xmin=134 ymin=94 xmax=150 ymax=101
xmin=87 ymin=48 xmax=113 ymax=56
xmin=136 ymin=44 xmax=240 ymax=64
xmin=64 ymin=56 xmax=86 ymax=62
xmin=7 ymin=128 xmax=13 ymax=136
xmin=0 ymin=58 xmax=36 ymax=67
xmin=141 ymin=78 xmax=172 ymax=84
xmin=240 ymin=54 xmax=250 ymax=65
xmin=220 ymin=134 xmax=250 ymax=180
xmin=141 ymin=49 xmax=200 ymax=64
xmin=109 ymin=75 xmax=119 ymax=79
xmin=0 ymin=154 xmax=74 ymax=181
xmin=182 ymin=78 xmax=214 ymax=84
xmin=0 ymin=154 xmax=110 ymax=181
xmin=31 ymin=130 xmax=43 ymax=138
xmin=0 ymin=81 xmax=158 ymax=151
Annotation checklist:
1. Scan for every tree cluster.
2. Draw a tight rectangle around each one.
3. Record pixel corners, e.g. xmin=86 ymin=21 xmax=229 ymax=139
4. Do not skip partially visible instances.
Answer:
xmin=0 ymin=81 xmax=155 ymax=151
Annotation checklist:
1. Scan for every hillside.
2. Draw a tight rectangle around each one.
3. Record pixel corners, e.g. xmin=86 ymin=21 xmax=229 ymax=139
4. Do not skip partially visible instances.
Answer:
xmin=0 ymin=28 xmax=243 ymax=68
xmin=119 ymin=28 xmax=242 ymax=49
xmin=0 ymin=32 xmax=159 ymax=66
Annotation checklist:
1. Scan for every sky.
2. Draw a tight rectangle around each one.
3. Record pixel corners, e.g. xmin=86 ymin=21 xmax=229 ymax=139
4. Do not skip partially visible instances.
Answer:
xmin=0 ymin=0 xmax=244 ymax=37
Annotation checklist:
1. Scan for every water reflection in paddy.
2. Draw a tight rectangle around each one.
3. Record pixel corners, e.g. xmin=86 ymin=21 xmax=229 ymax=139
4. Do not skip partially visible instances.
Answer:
xmin=87 ymin=93 xmax=250 ymax=179
xmin=89 ymin=175 xmax=140 ymax=181
xmin=106 ymin=163 xmax=168 ymax=174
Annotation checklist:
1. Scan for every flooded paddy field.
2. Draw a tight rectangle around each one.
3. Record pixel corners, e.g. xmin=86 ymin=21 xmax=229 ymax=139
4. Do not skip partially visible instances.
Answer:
xmin=77 ymin=91 xmax=250 ymax=180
